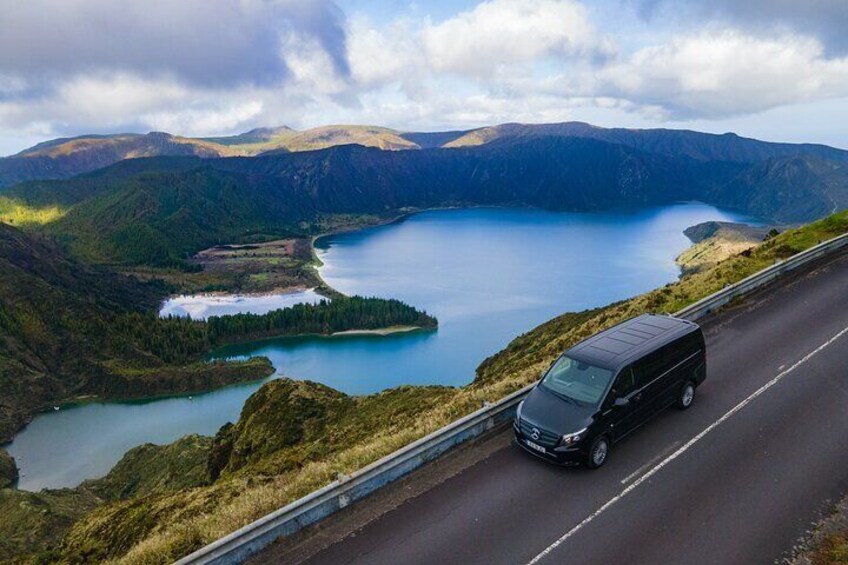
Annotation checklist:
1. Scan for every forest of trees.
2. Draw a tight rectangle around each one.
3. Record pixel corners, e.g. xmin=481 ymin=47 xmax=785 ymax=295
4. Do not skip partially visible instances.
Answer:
xmin=205 ymin=296 xmax=438 ymax=343
xmin=114 ymin=312 xmax=212 ymax=364
xmin=120 ymin=296 xmax=437 ymax=363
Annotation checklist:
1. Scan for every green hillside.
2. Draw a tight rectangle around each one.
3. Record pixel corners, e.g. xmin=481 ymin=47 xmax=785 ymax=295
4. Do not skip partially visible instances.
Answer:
xmin=0 ymin=223 xmax=276 ymax=443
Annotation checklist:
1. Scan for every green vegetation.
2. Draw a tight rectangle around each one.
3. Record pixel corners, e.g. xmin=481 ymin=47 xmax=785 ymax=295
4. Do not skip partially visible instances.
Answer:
xmin=206 ymin=297 xmax=437 ymax=343
xmin=140 ymin=236 xmax=350 ymax=296
xmin=0 ymin=222 xmax=277 ymax=443
xmin=793 ymin=495 xmax=848 ymax=564
xmin=181 ymin=239 xmax=322 ymax=294
xmin=83 ymin=435 xmax=213 ymax=501
xmin=41 ymin=168 xmax=310 ymax=269
xmin=0 ymin=196 xmax=66 ymax=226
xmin=0 ymin=449 xmax=17 ymax=489
xmin=60 ymin=380 xmax=456 ymax=564
xmin=806 ymin=532 xmax=848 ymax=564
xmin=0 ymin=488 xmax=102 ymax=563
xmin=18 ymin=208 xmax=844 ymax=565
xmin=0 ymin=435 xmax=215 ymax=563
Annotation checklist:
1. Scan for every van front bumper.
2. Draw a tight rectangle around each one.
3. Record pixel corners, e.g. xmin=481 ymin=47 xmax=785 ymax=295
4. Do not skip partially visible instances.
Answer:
xmin=513 ymin=422 xmax=584 ymax=465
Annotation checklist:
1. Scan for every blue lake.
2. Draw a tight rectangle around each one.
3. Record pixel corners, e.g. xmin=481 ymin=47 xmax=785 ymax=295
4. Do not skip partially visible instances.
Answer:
xmin=7 ymin=204 xmax=751 ymax=490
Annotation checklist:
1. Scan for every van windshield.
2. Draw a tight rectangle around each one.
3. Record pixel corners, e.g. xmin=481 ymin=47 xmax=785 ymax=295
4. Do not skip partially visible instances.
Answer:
xmin=540 ymin=356 xmax=614 ymax=405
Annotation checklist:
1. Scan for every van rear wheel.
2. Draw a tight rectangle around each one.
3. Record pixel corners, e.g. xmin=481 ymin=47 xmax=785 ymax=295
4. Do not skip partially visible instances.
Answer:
xmin=676 ymin=381 xmax=696 ymax=410
xmin=586 ymin=436 xmax=610 ymax=469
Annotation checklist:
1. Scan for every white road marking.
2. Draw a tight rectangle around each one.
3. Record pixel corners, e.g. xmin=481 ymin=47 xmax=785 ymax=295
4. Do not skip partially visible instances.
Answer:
xmin=619 ymin=441 xmax=682 ymax=485
xmin=526 ymin=324 xmax=848 ymax=565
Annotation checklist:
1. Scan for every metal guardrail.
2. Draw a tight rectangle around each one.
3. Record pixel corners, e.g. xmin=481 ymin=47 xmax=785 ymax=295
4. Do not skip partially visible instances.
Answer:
xmin=675 ymin=232 xmax=848 ymax=321
xmin=176 ymin=230 xmax=848 ymax=565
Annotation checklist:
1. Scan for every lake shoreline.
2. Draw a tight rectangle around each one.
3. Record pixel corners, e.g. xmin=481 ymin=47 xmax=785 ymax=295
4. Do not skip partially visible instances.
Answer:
xmin=210 ymin=324 xmax=436 ymax=350
xmin=9 ymin=203 xmax=751 ymax=492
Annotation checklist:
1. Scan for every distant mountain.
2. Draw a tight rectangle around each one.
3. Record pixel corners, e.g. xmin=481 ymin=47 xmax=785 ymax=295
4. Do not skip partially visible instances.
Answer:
xmin=0 ymin=125 xmax=422 ymax=187
xmin=441 ymin=122 xmax=848 ymax=163
xmin=199 ymin=126 xmax=296 ymax=147
xmin=0 ymin=132 xmax=226 ymax=188
xmin=3 ymin=121 xmax=847 ymax=189
xmin=711 ymin=154 xmax=848 ymax=223
xmin=2 ymin=136 xmax=762 ymax=267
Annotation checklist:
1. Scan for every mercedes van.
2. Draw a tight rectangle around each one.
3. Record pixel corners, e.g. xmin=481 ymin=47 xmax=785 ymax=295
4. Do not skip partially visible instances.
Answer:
xmin=513 ymin=314 xmax=706 ymax=468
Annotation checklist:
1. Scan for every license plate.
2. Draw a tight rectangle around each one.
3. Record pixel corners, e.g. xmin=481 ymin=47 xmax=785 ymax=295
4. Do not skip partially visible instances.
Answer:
xmin=525 ymin=439 xmax=546 ymax=453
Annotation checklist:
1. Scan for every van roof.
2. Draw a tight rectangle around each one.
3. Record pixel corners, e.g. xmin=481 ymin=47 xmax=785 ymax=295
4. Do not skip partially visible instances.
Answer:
xmin=566 ymin=314 xmax=699 ymax=371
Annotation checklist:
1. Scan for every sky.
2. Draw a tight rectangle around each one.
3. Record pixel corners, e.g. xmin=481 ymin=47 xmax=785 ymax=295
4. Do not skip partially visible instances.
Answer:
xmin=1 ymin=0 xmax=847 ymax=155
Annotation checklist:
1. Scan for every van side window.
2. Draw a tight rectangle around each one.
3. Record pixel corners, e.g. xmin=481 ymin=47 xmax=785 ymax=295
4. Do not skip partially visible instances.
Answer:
xmin=664 ymin=341 xmax=689 ymax=369
xmin=634 ymin=331 xmax=703 ymax=388
xmin=612 ymin=366 xmax=637 ymax=398
xmin=666 ymin=333 xmax=701 ymax=367
xmin=633 ymin=350 xmax=665 ymax=388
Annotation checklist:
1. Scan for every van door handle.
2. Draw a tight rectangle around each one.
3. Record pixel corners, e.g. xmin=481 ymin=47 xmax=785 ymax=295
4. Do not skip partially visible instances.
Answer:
xmin=632 ymin=393 xmax=643 ymax=402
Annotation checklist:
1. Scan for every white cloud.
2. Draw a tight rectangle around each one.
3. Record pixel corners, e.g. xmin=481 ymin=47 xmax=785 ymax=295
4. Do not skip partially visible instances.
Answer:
xmin=421 ymin=0 xmax=607 ymax=75
xmin=281 ymin=32 xmax=351 ymax=95
xmin=3 ymin=0 xmax=848 ymax=155
xmin=0 ymin=0 xmax=348 ymax=88
xmin=347 ymin=16 xmax=423 ymax=86
xmin=636 ymin=0 xmax=848 ymax=55
xmin=598 ymin=30 xmax=848 ymax=118
xmin=58 ymin=75 xmax=190 ymax=123
xmin=143 ymin=101 xmax=265 ymax=137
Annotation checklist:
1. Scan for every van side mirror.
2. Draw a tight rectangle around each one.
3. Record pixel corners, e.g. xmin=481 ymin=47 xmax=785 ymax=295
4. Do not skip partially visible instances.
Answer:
xmin=613 ymin=397 xmax=630 ymax=408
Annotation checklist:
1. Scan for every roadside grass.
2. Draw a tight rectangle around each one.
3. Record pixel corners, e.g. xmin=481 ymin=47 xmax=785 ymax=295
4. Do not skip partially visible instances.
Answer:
xmin=793 ymin=494 xmax=848 ymax=564
xmin=59 ymin=210 xmax=848 ymax=564
xmin=810 ymin=533 xmax=848 ymax=564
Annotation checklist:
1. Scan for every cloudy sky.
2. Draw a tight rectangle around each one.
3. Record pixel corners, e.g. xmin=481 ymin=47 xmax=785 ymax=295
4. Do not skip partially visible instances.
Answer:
xmin=1 ymin=0 xmax=847 ymax=155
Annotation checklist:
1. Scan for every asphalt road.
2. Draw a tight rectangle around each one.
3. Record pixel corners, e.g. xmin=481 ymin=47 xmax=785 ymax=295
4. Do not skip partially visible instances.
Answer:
xmin=258 ymin=248 xmax=848 ymax=565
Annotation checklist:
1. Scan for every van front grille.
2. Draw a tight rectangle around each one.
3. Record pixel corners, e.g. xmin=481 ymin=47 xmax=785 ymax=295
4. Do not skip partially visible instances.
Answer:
xmin=518 ymin=418 xmax=560 ymax=448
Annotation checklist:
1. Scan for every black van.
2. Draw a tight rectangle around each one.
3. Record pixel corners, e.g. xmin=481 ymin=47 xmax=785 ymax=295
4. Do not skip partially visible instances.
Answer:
xmin=513 ymin=314 xmax=706 ymax=468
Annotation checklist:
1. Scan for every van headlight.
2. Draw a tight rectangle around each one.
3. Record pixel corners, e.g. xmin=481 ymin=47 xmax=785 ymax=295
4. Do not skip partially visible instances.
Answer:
xmin=515 ymin=400 xmax=524 ymax=422
xmin=561 ymin=427 xmax=588 ymax=446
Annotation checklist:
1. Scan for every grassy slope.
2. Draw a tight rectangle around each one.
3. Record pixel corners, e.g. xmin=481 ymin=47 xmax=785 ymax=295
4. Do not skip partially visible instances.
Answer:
xmin=47 ymin=209 xmax=848 ymax=564
xmin=0 ymin=488 xmax=102 ymax=563
xmin=675 ymin=221 xmax=772 ymax=274
xmin=0 ymin=436 xmax=213 ymax=563
xmin=83 ymin=435 xmax=213 ymax=501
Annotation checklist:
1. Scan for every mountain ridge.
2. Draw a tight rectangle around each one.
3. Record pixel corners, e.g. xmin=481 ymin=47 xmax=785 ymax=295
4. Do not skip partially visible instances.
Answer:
xmin=6 ymin=135 xmax=846 ymax=271
xmin=3 ymin=121 xmax=847 ymax=189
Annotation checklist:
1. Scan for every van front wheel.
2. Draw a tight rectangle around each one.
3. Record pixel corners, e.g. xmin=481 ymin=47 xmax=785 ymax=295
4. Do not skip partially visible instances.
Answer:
xmin=676 ymin=381 xmax=696 ymax=410
xmin=586 ymin=436 xmax=610 ymax=469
